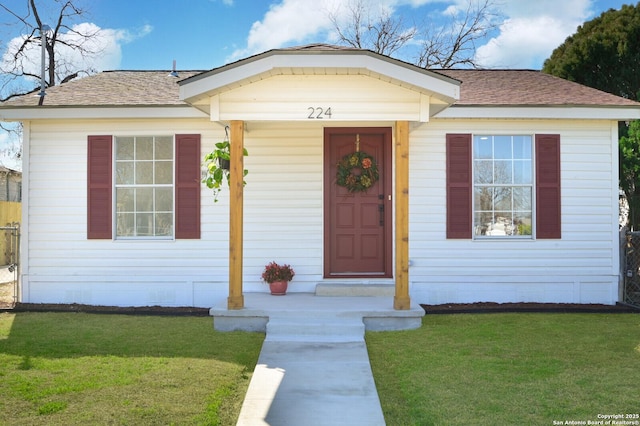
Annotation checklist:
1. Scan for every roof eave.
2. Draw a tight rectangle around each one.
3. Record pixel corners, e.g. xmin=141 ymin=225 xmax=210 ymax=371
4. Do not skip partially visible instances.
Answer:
xmin=0 ymin=105 xmax=208 ymax=121
xmin=434 ymin=105 xmax=640 ymax=120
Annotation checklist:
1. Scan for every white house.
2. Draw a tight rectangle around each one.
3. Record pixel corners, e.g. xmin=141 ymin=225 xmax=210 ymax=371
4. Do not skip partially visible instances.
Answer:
xmin=1 ymin=44 xmax=639 ymax=310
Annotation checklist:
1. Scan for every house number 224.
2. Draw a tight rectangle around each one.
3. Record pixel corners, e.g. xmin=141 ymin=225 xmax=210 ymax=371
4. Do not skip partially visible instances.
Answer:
xmin=307 ymin=107 xmax=332 ymax=119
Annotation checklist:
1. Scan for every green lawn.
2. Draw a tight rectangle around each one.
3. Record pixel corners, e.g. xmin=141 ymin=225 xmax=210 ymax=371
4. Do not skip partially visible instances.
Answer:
xmin=367 ymin=313 xmax=640 ymax=426
xmin=1 ymin=311 xmax=639 ymax=426
xmin=0 ymin=312 xmax=264 ymax=425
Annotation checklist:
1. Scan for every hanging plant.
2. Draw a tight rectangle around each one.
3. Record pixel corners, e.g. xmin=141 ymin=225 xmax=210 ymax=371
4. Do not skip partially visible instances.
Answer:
xmin=202 ymin=128 xmax=248 ymax=202
xmin=336 ymin=151 xmax=379 ymax=192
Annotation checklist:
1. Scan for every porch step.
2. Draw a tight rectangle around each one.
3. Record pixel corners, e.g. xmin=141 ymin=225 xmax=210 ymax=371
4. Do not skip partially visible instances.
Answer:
xmin=315 ymin=283 xmax=395 ymax=297
xmin=211 ymin=293 xmax=426 ymax=333
xmin=265 ymin=315 xmax=365 ymax=343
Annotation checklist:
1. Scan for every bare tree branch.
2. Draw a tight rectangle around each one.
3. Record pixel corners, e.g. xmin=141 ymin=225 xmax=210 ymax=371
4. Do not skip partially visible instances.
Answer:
xmin=331 ymin=0 xmax=501 ymax=69
xmin=1 ymin=0 xmax=99 ymax=93
xmin=416 ymin=0 xmax=501 ymax=69
xmin=0 ymin=0 xmax=100 ymax=165
xmin=370 ymin=10 xmax=416 ymax=56
xmin=0 ymin=3 xmax=31 ymax=26
xmin=330 ymin=0 xmax=416 ymax=57
xmin=330 ymin=1 xmax=365 ymax=49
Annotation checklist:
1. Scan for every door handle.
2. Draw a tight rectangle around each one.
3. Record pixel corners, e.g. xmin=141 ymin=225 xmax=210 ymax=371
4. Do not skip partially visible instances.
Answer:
xmin=379 ymin=203 xmax=384 ymax=226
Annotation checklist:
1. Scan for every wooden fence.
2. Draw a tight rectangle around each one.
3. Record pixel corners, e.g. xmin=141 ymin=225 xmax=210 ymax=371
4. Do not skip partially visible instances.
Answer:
xmin=1 ymin=201 xmax=21 ymax=226
xmin=1 ymin=202 xmax=21 ymax=266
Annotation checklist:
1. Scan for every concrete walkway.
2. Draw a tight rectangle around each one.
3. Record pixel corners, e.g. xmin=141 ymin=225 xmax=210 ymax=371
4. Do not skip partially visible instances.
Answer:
xmin=220 ymin=292 xmax=425 ymax=425
xmin=237 ymin=340 xmax=385 ymax=425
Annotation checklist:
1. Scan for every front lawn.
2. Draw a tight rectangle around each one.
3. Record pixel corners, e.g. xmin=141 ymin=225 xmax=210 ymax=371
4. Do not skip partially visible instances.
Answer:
xmin=0 ymin=312 xmax=264 ymax=425
xmin=367 ymin=313 xmax=640 ymax=425
xmin=2 ymin=311 xmax=638 ymax=425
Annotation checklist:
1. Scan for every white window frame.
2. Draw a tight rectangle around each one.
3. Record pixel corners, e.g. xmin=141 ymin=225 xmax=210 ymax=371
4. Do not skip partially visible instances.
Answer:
xmin=472 ymin=134 xmax=535 ymax=239
xmin=113 ymin=135 xmax=175 ymax=240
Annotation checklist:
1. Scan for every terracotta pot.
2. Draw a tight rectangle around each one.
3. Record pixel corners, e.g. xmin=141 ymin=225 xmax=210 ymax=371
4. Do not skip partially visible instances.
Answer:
xmin=269 ymin=280 xmax=288 ymax=295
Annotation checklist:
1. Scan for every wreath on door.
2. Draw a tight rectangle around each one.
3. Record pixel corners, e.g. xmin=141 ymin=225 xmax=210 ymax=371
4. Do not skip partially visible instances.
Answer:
xmin=336 ymin=151 xmax=379 ymax=192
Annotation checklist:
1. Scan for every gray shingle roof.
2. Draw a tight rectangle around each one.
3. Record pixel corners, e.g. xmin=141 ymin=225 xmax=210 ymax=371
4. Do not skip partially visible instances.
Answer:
xmin=435 ymin=69 xmax=639 ymax=107
xmin=1 ymin=70 xmax=203 ymax=107
xmin=1 ymin=60 xmax=638 ymax=109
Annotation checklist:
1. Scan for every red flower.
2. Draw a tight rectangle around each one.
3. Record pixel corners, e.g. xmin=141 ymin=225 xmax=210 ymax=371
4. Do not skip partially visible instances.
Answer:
xmin=362 ymin=158 xmax=372 ymax=169
xmin=261 ymin=261 xmax=295 ymax=283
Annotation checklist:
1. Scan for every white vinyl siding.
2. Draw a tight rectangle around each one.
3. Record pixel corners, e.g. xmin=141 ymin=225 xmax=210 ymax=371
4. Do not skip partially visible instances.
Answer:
xmin=24 ymin=119 xmax=332 ymax=305
xmin=23 ymin=116 xmax=619 ymax=306
xmin=409 ymin=118 xmax=618 ymax=304
xmin=214 ymin=75 xmax=427 ymax=121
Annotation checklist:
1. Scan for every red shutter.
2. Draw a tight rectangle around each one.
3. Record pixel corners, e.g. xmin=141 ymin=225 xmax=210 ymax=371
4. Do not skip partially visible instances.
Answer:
xmin=536 ymin=134 xmax=561 ymax=239
xmin=87 ymin=135 xmax=113 ymax=239
xmin=175 ymin=134 xmax=201 ymax=239
xmin=446 ymin=134 xmax=472 ymax=239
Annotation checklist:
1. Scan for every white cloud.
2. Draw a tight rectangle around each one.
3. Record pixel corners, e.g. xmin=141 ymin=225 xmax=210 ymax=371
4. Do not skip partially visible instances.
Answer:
xmin=474 ymin=0 xmax=594 ymax=69
xmin=229 ymin=0 xmax=341 ymax=61
xmin=227 ymin=0 xmax=602 ymax=70
xmin=230 ymin=0 xmax=591 ymax=68
xmin=475 ymin=16 xmax=578 ymax=68
xmin=228 ymin=0 xmax=416 ymax=61
xmin=55 ymin=22 xmax=153 ymax=73
xmin=0 ymin=124 xmax=21 ymax=170
xmin=1 ymin=22 xmax=152 ymax=85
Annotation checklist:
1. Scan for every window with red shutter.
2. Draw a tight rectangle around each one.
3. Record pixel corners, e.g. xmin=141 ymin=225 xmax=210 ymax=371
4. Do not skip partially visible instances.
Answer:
xmin=88 ymin=134 xmax=201 ymax=240
xmin=446 ymin=133 xmax=560 ymax=240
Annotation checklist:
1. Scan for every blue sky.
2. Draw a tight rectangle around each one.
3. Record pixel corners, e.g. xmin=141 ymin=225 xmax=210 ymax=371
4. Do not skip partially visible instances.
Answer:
xmin=0 ymin=0 xmax=634 ymax=167
xmin=30 ymin=0 xmax=635 ymax=71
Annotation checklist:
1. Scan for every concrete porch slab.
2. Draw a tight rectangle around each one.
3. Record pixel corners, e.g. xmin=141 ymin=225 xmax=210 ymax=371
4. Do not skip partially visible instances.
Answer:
xmin=209 ymin=292 xmax=425 ymax=332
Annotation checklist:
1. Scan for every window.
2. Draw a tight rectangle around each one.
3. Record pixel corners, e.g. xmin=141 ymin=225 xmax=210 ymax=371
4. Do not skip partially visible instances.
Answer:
xmin=87 ymin=134 xmax=200 ymax=240
xmin=115 ymin=136 xmax=174 ymax=238
xmin=446 ymin=133 xmax=560 ymax=240
xmin=473 ymin=135 xmax=532 ymax=237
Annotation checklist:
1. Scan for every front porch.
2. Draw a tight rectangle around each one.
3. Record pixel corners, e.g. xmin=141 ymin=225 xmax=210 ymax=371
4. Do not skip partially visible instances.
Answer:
xmin=210 ymin=284 xmax=425 ymax=333
xmin=177 ymin=46 xmax=462 ymax=315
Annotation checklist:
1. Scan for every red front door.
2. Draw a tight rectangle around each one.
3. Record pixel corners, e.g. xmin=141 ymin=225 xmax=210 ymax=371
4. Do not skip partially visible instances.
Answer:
xmin=324 ymin=127 xmax=392 ymax=278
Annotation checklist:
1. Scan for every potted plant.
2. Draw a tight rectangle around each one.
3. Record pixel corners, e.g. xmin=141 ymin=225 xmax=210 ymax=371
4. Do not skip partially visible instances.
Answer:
xmin=261 ymin=261 xmax=295 ymax=295
xmin=202 ymin=140 xmax=248 ymax=203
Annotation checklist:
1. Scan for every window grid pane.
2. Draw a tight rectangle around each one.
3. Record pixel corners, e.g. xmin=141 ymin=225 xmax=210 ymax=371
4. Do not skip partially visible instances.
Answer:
xmin=115 ymin=136 xmax=174 ymax=238
xmin=473 ymin=135 xmax=533 ymax=238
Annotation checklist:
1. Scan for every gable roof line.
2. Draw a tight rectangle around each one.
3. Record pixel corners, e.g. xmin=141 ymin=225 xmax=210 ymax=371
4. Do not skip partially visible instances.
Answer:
xmin=178 ymin=45 xmax=461 ymax=105
xmin=180 ymin=45 xmax=461 ymax=87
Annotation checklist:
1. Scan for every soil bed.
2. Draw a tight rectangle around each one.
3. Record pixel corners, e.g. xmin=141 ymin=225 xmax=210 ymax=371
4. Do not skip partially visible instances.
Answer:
xmin=2 ymin=301 xmax=637 ymax=316
xmin=421 ymin=302 xmax=639 ymax=314
xmin=8 ymin=303 xmax=210 ymax=316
